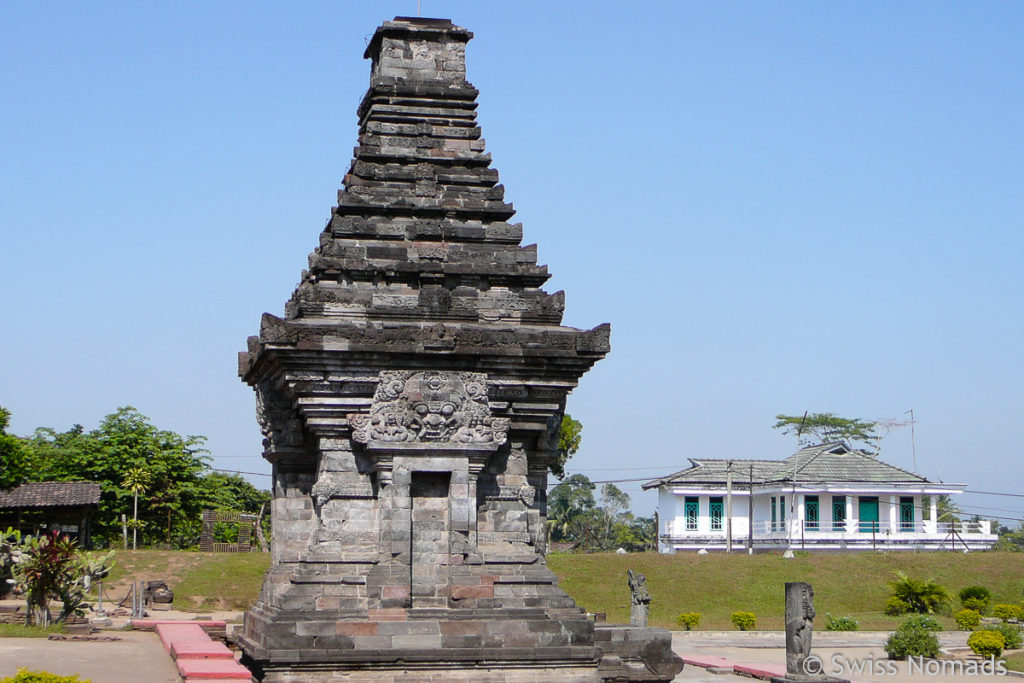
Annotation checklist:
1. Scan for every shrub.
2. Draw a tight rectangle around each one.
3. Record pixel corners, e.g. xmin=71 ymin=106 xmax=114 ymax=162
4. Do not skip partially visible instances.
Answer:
xmin=959 ymin=586 xmax=992 ymax=613
xmin=954 ymin=609 xmax=982 ymax=631
xmin=824 ymin=614 xmax=860 ymax=631
xmin=900 ymin=614 xmax=942 ymax=632
xmin=731 ymin=611 xmax=756 ymax=631
xmin=13 ymin=532 xmax=87 ymax=626
xmin=968 ymin=630 xmax=1005 ymax=658
xmin=993 ymin=622 xmax=1023 ymax=650
xmin=962 ymin=597 xmax=988 ymax=613
xmin=888 ymin=571 xmax=950 ymax=614
xmin=885 ymin=617 xmax=941 ymax=659
xmin=675 ymin=612 xmax=700 ymax=630
xmin=0 ymin=671 xmax=89 ymax=683
xmin=884 ymin=596 xmax=911 ymax=616
xmin=994 ymin=604 xmax=1024 ymax=622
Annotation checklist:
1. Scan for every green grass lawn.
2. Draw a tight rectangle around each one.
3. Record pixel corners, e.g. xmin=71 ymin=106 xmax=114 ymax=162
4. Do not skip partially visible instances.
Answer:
xmin=102 ymin=549 xmax=270 ymax=611
xmin=54 ymin=548 xmax=1024 ymax=628
xmin=1004 ymin=651 xmax=1024 ymax=672
xmin=548 ymin=551 xmax=1024 ymax=630
xmin=0 ymin=623 xmax=65 ymax=638
xmin=172 ymin=552 xmax=270 ymax=610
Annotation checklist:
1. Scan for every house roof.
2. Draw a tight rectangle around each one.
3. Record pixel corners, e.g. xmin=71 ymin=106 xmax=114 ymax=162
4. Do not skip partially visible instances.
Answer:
xmin=643 ymin=459 xmax=781 ymax=488
xmin=770 ymin=443 xmax=929 ymax=485
xmin=0 ymin=481 xmax=102 ymax=509
xmin=642 ymin=443 xmax=934 ymax=490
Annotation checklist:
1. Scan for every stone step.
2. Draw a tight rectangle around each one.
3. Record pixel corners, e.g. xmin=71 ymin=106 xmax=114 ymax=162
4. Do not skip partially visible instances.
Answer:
xmin=177 ymin=658 xmax=253 ymax=680
xmin=170 ymin=639 xmax=235 ymax=660
xmin=155 ymin=623 xmax=210 ymax=652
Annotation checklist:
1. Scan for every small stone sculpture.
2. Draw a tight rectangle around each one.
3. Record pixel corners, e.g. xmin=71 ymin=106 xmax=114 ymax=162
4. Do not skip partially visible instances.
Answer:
xmin=770 ymin=582 xmax=848 ymax=683
xmin=628 ymin=569 xmax=651 ymax=627
xmin=785 ymin=582 xmax=814 ymax=675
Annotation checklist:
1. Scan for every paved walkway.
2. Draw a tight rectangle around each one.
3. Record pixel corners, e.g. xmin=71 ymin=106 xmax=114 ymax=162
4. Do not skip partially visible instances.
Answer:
xmin=0 ymin=630 xmax=180 ymax=682
xmin=672 ymin=631 xmax=1017 ymax=683
xmin=1 ymin=625 xmax=1017 ymax=683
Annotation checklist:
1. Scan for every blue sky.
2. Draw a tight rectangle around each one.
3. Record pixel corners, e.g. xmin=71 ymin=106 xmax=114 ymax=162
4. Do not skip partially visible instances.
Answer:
xmin=2 ymin=2 xmax=1022 ymax=521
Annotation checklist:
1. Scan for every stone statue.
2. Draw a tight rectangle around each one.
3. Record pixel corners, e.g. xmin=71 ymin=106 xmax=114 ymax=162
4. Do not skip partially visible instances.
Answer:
xmin=785 ymin=582 xmax=815 ymax=676
xmin=628 ymin=569 xmax=651 ymax=627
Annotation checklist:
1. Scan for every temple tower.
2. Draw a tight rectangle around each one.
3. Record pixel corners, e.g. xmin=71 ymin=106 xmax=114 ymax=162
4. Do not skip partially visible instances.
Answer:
xmin=237 ymin=17 xmax=680 ymax=682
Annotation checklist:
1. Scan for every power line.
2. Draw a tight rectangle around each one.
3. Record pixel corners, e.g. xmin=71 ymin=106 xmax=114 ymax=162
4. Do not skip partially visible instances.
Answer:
xmin=212 ymin=468 xmax=271 ymax=477
xmin=966 ymin=489 xmax=1024 ymax=499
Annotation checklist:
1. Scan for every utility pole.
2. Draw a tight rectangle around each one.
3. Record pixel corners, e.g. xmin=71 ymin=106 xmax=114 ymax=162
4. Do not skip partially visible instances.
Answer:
xmin=726 ymin=461 xmax=733 ymax=553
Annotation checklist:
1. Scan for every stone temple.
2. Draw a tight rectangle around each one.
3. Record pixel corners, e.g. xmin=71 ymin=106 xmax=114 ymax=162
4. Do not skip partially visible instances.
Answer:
xmin=237 ymin=17 xmax=682 ymax=682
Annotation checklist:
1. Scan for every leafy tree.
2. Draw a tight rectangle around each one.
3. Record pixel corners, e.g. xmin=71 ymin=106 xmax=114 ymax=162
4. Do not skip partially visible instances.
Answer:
xmin=993 ymin=522 xmax=1024 ymax=552
xmin=21 ymin=408 xmax=212 ymax=547
xmin=611 ymin=514 xmax=657 ymax=552
xmin=0 ymin=407 xmax=30 ymax=490
xmin=550 ymin=414 xmax=582 ymax=480
xmin=773 ymin=412 xmax=878 ymax=450
xmin=546 ymin=476 xmax=652 ymax=552
xmin=547 ymin=474 xmax=596 ymax=543
xmin=198 ymin=471 xmax=271 ymax=513
xmin=593 ymin=483 xmax=630 ymax=550
xmin=11 ymin=407 xmax=270 ymax=549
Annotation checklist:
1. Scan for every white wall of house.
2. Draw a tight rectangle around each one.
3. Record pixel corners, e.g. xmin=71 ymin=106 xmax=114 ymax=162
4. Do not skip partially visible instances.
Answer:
xmin=657 ymin=486 xmax=993 ymax=552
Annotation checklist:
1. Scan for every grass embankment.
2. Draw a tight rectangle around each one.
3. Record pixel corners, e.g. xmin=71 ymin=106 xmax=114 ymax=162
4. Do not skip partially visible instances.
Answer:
xmin=53 ymin=549 xmax=1024 ymax=629
xmin=1004 ymin=651 xmax=1024 ymax=672
xmin=548 ymin=551 xmax=1024 ymax=631
xmin=105 ymin=550 xmax=270 ymax=611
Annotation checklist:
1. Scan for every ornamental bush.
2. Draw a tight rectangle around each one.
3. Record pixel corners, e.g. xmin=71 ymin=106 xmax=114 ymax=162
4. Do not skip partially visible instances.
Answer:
xmin=824 ymin=614 xmax=860 ymax=631
xmin=731 ymin=611 xmax=756 ymax=631
xmin=884 ymin=617 xmax=941 ymax=660
xmin=994 ymin=604 xmax=1023 ymax=622
xmin=993 ymin=622 xmax=1023 ymax=650
xmin=900 ymin=614 xmax=942 ymax=632
xmin=962 ymin=597 xmax=988 ymax=613
xmin=967 ymin=630 xmax=1005 ymax=658
xmin=959 ymin=586 xmax=992 ymax=614
xmin=0 ymin=671 xmax=89 ymax=683
xmin=954 ymin=609 xmax=982 ymax=631
xmin=675 ymin=612 xmax=700 ymax=631
xmin=884 ymin=596 xmax=911 ymax=616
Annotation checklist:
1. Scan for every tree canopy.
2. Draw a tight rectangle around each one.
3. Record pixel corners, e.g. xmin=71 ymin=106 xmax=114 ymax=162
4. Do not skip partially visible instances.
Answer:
xmin=773 ymin=412 xmax=879 ymax=450
xmin=0 ymin=407 xmax=30 ymax=490
xmin=549 ymin=414 xmax=583 ymax=480
xmin=547 ymin=474 xmax=655 ymax=552
xmin=8 ymin=406 xmax=269 ymax=548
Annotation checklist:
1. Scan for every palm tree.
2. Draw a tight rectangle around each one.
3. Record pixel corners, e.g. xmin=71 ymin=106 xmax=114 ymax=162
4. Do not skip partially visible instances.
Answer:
xmin=935 ymin=494 xmax=962 ymax=523
xmin=121 ymin=466 xmax=151 ymax=550
xmin=889 ymin=571 xmax=950 ymax=614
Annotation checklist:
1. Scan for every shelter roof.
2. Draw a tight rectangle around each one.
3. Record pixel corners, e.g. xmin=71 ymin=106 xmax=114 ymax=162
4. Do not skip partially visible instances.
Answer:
xmin=0 ymin=481 xmax=102 ymax=509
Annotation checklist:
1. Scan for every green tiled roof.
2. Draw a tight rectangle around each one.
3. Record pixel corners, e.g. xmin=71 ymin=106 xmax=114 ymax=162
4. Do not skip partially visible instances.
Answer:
xmin=642 ymin=443 xmax=931 ymax=489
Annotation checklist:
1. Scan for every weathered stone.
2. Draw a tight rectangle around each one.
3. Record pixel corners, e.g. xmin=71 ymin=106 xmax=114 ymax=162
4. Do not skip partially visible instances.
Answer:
xmin=237 ymin=15 xmax=678 ymax=683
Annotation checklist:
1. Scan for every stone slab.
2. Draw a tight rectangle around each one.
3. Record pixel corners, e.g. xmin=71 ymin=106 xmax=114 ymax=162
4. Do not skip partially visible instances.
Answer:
xmin=171 ymin=638 xmax=235 ymax=660
xmin=156 ymin=623 xmax=210 ymax=651
xmin=682 ymin=655 xmax=733 ymax=669
xmin=734 ymin=663 xmax=788 ymax=679
xmin=177 ymin=657 xmax=254 ymax=680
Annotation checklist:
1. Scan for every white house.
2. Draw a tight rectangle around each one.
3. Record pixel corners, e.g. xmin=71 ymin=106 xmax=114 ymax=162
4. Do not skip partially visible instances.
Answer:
xmin=643 ymin=443 xmax=996 ymax=553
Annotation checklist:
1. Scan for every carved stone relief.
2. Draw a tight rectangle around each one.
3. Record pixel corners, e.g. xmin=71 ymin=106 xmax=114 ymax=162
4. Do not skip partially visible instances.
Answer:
xmin=349 ymin=370 xmax=509 ymax=447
